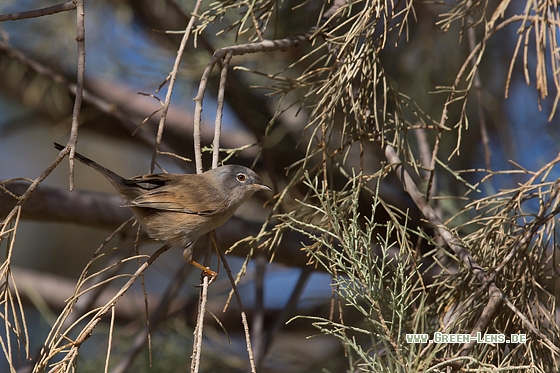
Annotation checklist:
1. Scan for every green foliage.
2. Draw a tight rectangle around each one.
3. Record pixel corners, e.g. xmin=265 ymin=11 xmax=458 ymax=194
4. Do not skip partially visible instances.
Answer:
xmin=281 ymin=172 xmax=432 ymax=372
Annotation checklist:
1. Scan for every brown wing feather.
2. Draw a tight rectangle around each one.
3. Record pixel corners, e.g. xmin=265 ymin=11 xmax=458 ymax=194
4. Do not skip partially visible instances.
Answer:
xmin=123 ymin=173 xmax=227 ymax=215
xmin=125 ymin=190 xmax=217 ymax=215
xmin=125 ymin=174 xmax=171 ymax=189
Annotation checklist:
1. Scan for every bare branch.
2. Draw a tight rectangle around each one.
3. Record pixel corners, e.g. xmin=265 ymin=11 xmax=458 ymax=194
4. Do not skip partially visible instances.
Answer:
xmin=152 ymin=0 xmax=204 ymax=173
xmin=65 ymin=0 xmax=86 ymax=190
xmin=0 ymin=1 xmax=77 ymax=22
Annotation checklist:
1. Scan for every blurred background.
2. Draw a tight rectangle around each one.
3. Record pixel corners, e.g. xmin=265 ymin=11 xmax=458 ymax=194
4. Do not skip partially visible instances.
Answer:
xmin=1 ymin=0 xmax=559 ymax=371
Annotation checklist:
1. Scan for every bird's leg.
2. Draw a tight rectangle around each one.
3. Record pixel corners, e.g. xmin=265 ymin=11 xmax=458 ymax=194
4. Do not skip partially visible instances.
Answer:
xmin=190 ymin=259 xmax=218 ymax=280
xmin=183 ymin=247 xmax=217 ymax=281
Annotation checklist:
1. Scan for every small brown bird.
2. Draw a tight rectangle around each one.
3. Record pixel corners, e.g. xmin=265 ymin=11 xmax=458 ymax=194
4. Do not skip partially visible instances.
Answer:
xmin=54 ymin=143 xmax=270 ymax=275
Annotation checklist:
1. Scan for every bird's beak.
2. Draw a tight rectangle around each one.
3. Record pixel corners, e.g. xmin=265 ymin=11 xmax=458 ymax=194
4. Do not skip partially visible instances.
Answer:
xmin=255 ymin=183 xmax=272 ymax=192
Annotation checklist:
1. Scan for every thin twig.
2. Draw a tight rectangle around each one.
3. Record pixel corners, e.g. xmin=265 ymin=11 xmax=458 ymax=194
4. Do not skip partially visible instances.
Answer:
xmin=191 ymin=276 xmax=210 ymax=373
xmin=0 ymin=207 xmax=29 ymax=371
xmin=152 ymin=0 xmax=204 ymax=172
xmin=34 ymin=244 xmax=172 ymax=372
xmin=466 ymin=0 xmax=491 ymax=169
xmin=1 ymin=148 xmax=70 ymax=241
xmin=252 ymin=252 xmax=266 ymax=366
xmin=188 ymin=0 xmax=214 ymax=366
xmin=213 ymin=233 xmax=257 ymax=373
xmin=193 ymin=31 xmax=312 ymax=172
xmin=111 ymin=263 xmax=192 ymax=373
xmin=384 ymin=144 xmax=487 ymax=282
xmin=65 ymin=0 xmax=86 ymax=191
xmin=0 ymin=1 xmax=77 ymax=22
xmin=456 ymin=283 xmax=503 ymax=358
xmin=104 ymin=307 xmax=116 ymax=373
xmin=212 ymin=52 xmax=233 ymax=169
xmin=60 ymin=218 xmax=135 ymax=329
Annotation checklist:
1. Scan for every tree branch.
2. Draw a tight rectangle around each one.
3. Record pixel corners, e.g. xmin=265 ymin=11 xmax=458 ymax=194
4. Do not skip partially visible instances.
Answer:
xmin=0 ymin=1 xmax=77 ymax=22
xmin=383 ymin=143 xmax=560 ymax=360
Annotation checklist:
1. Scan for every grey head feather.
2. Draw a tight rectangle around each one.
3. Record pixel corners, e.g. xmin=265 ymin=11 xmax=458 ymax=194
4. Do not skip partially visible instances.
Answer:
xmin=207 ymin=165 xmax=268 ymax=207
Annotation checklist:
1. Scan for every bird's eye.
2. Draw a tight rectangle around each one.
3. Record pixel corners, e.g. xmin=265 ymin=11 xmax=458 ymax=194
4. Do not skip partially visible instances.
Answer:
xmin=236 ymin=173 xmax=247 ymax=182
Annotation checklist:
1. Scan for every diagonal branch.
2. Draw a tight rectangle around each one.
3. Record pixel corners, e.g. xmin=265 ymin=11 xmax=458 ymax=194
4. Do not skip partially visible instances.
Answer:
xmin=383 ymin=142 xmax=560 ymax=359
xmin=0 ymin=1 xmax=77 ymax=22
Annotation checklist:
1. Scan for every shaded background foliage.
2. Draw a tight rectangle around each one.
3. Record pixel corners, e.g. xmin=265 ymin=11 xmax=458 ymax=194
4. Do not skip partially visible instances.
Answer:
xmin=1 ymin=0 xmax=560 ymax=372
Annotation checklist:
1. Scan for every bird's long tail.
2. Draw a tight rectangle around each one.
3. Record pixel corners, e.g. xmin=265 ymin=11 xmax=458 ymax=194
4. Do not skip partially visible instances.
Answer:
xmin=53 ymin=142 xmax=127 ymax=187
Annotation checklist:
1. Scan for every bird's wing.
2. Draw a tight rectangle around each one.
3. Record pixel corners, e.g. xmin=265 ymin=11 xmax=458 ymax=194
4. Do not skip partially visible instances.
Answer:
xmin=124 ymin=174 xmax=170 ymax=189
xmin=123 ymin=175 xmax=225 ymax=215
